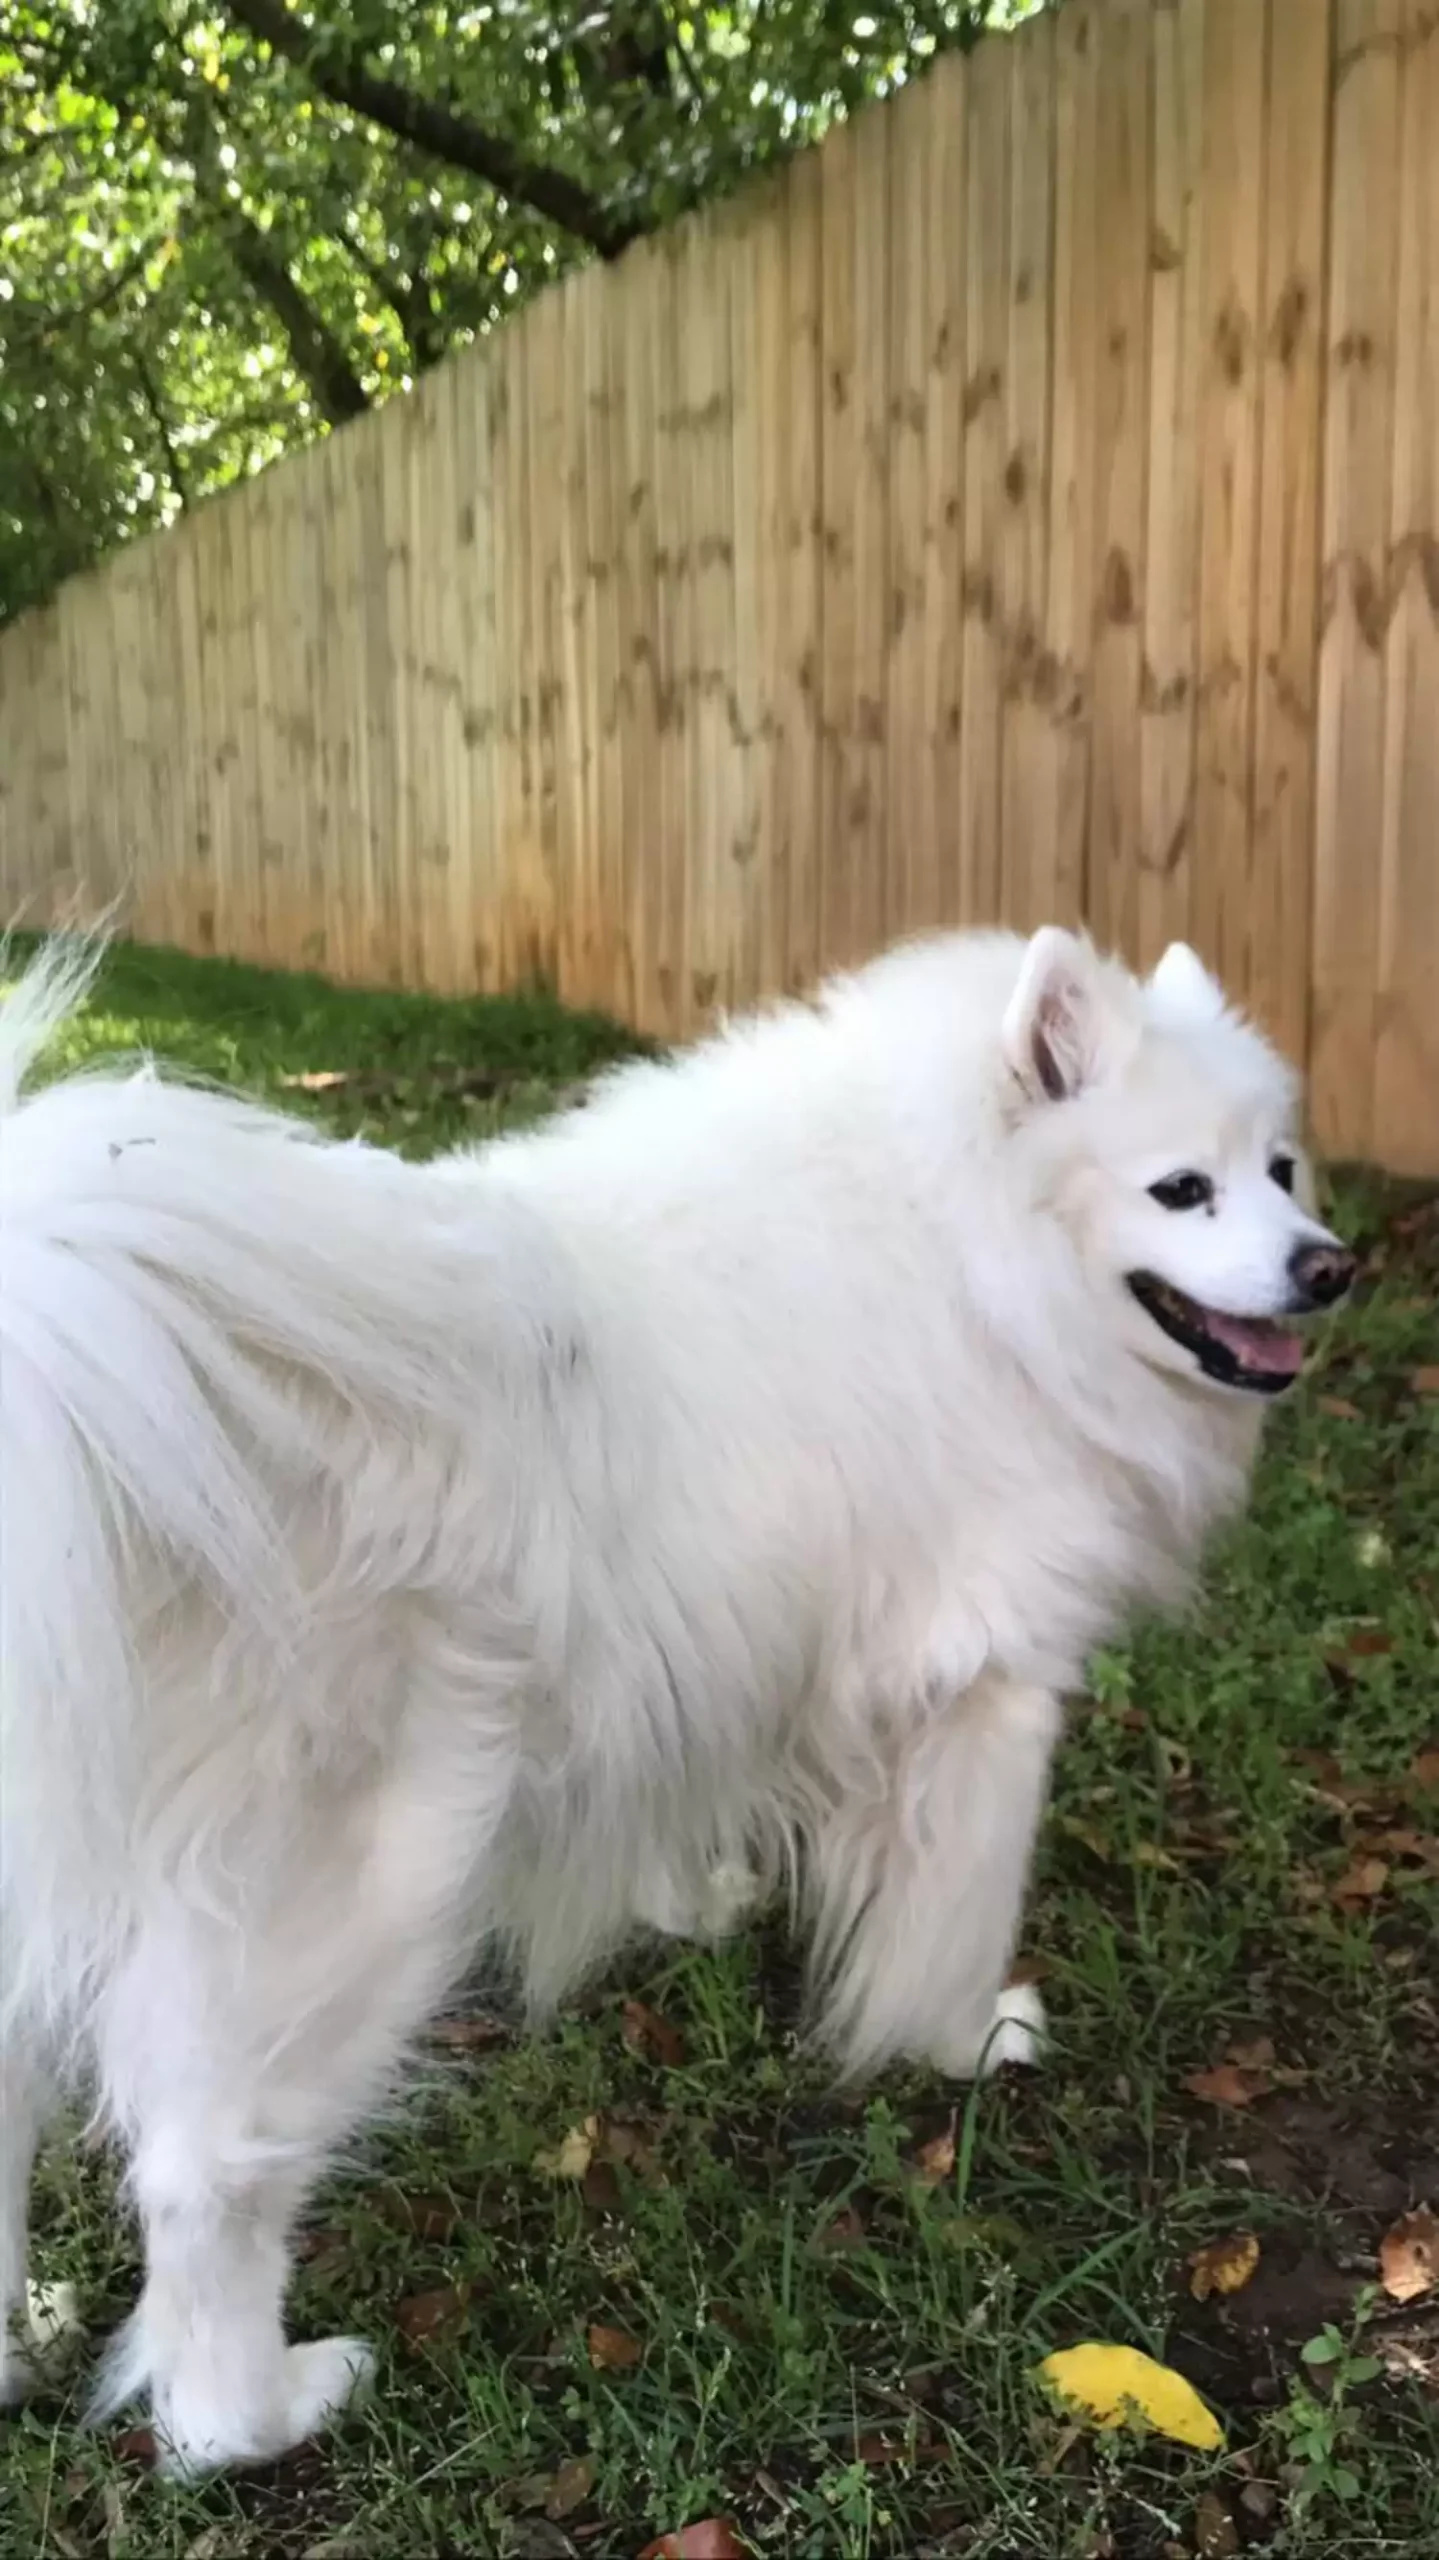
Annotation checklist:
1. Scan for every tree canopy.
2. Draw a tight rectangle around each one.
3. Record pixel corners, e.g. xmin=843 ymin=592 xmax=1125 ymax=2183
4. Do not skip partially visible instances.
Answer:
xmin=0 ymin=1 xmax=1041 ymax=625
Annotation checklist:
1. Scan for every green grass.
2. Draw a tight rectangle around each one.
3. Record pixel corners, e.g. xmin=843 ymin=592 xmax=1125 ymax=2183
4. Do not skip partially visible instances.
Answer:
xmin=4 ymin=939 xmax=1438 ymax=2560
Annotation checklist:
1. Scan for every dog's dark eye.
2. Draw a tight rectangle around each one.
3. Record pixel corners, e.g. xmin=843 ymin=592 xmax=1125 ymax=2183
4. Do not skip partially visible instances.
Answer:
xmin=1269 ymin=1153 xmax=1296 ymax=1195
xmin=1149 ymin=1171 xmax=1214 ymax=1212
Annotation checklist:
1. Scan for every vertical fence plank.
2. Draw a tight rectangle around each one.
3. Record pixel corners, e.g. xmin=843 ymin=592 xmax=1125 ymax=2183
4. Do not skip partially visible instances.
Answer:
xmin=583 ymin=269 xmax=630 ymax=1019
xmin=851 ymin=102 xmax=892 ymax=958
xmin=1138 ymin=0 xmax=1206 ymax=967
xmin=1193 ymin=0 xmax=1268 ymax=1004
xmin=1249 ymin=0 xmax=1332 ymax=1061
xmin=884 ymin=71 xmax=933 ymax=945
xmin=1311 ymin=0 xmax=1403 ymax=1160
xmin=958 ymin=28 xmax=1010 ymax=927
xmin=651 ymin=233 xmax=689 ymax=1029
xmin=686 ymin=208 xmax=742 ymax=1022
xmin=781 ymin=147 xmax=824 ymax=997
xmin=917 ymin=52 xmax=969 ymax=939
xmin=729 ymin=182 xmax=779 ymax=1014
xmin=1039 ymin=1 xmax=1099 ymax=934
xmin=818 ymin=114 xmax=858 ymax=971
xmin=616 ymin=236 xmax=664 ymax=1034
xmin=1088 ymin=0 xmax=1153 ymax=963
xmin=999 ymin=11 xmax=1056 ymax=933
xmin=747 ymin=177 xmax=790 ymax=1008
xmin=462 ymin=344 xmax=502 ymax=991
xmin=1373 ymin=0 xmax=1439 ymax=1172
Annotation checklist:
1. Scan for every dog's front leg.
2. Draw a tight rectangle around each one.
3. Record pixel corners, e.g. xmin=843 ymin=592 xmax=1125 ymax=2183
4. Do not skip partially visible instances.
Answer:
xmin=806 ymin=1672 xmax=1060 ymax=2082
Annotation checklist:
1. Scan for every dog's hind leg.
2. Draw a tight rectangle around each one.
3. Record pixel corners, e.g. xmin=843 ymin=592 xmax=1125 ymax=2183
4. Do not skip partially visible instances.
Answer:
xmin=0 ymin=2026 xmax=54 ymax=2404
xmin=807 ymin=1674 xmax=1060 ymax=2082
xmin=91 ymin=1738 xmax=503 ymax=2476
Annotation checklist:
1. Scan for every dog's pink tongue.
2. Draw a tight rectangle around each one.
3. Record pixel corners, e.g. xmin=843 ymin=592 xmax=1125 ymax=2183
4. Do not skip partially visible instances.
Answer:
xmin=1204 ymin=1311 xmax=1305 ymax=1375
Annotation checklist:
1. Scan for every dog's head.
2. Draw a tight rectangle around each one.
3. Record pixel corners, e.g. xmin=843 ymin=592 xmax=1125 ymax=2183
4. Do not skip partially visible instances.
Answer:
xmin=1001 ymin=927 xmax=1354 ymax=1398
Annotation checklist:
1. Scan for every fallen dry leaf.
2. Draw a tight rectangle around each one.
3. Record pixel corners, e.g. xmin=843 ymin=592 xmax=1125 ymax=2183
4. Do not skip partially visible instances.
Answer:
xmin=855 ymin=2431 xmax=904 ymax=2466
xmin=1038 ymin=2342 xmax=1223 ymax=2451
xmin=636 ymin=2523 xmax=746 ymax=2560
xmin=600 ymin=2114 xmax=666 ymax=2185
xmin=293 ymin=2224 xmax=350 ymax=2276
xmin=621 ymin=1999 xmax=685 ymax=2068
xmin=427 ymin=2011 xmax=509 ymax=2050
xmin=1341 ymin=1627 xmax=1395 ymax=1660
xmin=394 ymin=2281 xmax=471 ymax=2346
xmin=1317 ymin=1394 xmax=1361 ymax=1420
xmin=1006 ymin=1952 xmax=1050 ymax=1986
xmin=1188 ymin=2231 xmax=1261 ymax=2303
xmin=1409 ymin=1748 xmax=1439 ymax=1796
xmin=1380 ymin=2206 xmax=1439 ymax=2304
xmin=912 ymin=2122 xmax=957 ymax=2187
xmin=587 ymin=2321 xmax=643 ymax=2371
xmin=582 ymin=2159 xmax=624 ymax=2215
xmin=1236 ymin=2481 xmax=1279 ymax=2531
xmin=112 ymin=2428 xmax=158 ymax=2467
xmin=544 ymin=2456 xmax=596 ymax=2520
xmin=815 ymin=2205 xmax=867 ymax=2250
xmin=1331 ymin=1854 xmax=1390 ymax=1910
xmin=280 ymin=1068 xmax=349 ymax=1092
xmin=1184 ymin=2062 xmax=1268 ymax=2110
xmin=1225 ymin=2035 xmax=1275 ymax=2075
xmin=1058 ymin=1814 xmax=1114 ymax=1863
xmin=1192 ymin=2488 xmax=1240 ymax=2559
xmin=1412 ymin=1366 xmax=1439 ymax=1396
xmin=1368 ymin=1827 xmax=1439 ymax=1870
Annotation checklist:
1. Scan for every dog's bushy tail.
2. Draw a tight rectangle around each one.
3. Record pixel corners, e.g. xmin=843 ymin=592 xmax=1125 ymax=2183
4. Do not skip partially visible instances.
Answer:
xmin=0 ymin=942 xmax=304 ymax=2027
xmin=0 ymin=939 xmax=555 ymax=2038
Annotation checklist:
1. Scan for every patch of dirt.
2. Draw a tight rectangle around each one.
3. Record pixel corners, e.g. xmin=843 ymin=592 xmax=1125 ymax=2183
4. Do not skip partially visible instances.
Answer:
xmin=1170 ymin=2077 xmax=1439 ymax=2423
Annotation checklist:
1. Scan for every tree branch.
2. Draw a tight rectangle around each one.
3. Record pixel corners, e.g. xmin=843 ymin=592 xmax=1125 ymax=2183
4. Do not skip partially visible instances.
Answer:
xmin=5 ymin=237 xmax=164 ymax=339
xmin=133 ymin=348 xmax=191 ymax=509
xmin=225 ymin=208 xmax=370 ymax=424
xmin=223 ymin=0 xmax=639 ymax=258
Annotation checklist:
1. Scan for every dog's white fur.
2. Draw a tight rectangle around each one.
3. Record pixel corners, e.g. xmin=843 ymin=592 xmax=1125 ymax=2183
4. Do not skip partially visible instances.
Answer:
xmin=0 ymin=925 xmax=1340 ymax=2472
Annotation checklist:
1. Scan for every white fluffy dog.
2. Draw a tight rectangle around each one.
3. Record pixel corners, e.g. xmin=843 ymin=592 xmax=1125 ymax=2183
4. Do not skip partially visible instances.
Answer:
xmin=0 ymin=924 xmax=1353 ymax=2473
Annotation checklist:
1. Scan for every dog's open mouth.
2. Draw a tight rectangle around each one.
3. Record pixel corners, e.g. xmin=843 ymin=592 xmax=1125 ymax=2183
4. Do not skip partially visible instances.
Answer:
xmin=1126 ymin=1272 xmax=1306 ymax=1395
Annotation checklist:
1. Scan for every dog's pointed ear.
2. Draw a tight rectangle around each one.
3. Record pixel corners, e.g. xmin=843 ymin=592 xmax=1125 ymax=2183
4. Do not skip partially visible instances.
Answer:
xmin=1149 ymin=940 xmax=1226 ymax=1024
xmin=1002 ymin=927 xmax=1117 ymax=1104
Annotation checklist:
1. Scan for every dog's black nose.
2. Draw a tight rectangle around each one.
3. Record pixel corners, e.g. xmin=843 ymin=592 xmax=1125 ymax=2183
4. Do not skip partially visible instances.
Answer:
xmin=1288 ymin=1240 xmax=1357 ymax=1308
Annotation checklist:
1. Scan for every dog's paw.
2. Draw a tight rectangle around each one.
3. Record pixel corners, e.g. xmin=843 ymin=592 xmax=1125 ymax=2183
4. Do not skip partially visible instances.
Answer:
xmin=979 ymin=1981 xmax=1046 ymax=2076
xmin=152 ymin=2336 xmax=375 ymax=2479
xmin=632 ymin=1859 xmax=759 ymax=1941
xmin=918 ymin=1980 xmax=1047 ymax=2081
xmin=276 ymin=2335 xmax=375 ymax=2445
xmin=692 ymin=1860 xmax=761 ymax=1939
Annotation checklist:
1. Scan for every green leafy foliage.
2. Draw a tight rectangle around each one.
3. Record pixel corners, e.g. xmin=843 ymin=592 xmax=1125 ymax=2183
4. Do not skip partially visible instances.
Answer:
xmin=1 ymin=0 xmax=1045 ymax=623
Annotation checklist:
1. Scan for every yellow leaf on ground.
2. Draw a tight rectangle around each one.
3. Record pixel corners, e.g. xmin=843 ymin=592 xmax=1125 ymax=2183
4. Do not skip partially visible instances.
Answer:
xmin=534 ymin=2116 xmax=599 ymax=2179
xmin=1188 ymin=2231 xmax=1260 ymax=2302
xmin=1038 ymin=2343 xmax=1224 ymax=2451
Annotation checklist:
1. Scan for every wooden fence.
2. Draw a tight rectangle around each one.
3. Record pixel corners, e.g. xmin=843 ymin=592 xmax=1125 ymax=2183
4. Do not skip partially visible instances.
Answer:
xmin=1 ymin=0 xmax=1436 ymax=1170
